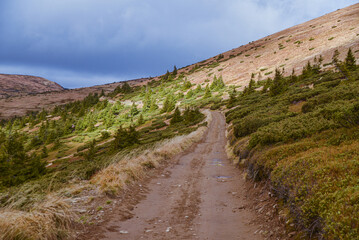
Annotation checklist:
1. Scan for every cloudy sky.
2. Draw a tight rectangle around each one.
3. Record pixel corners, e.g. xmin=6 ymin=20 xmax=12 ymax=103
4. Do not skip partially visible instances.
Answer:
xmin=0 ymin=0 xmax=357 ymax=88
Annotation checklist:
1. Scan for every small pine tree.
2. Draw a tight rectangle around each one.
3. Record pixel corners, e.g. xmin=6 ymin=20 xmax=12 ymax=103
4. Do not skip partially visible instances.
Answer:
xmin=112 ymin=126 xmax=127 ymax=150
xmin=210 ymin=75 xmax=225 ymax=90
xmin=269 ymin=69 xmax=287 ymax=96
xmin=170 ymin=107 xmax=183 ymax=124
xmin=290 ymin=69 xmax=297 ymax=83
xmin=163 ymin=70 xmax=170 ymax=81
xmin=41 ymin=146 xmax=48 ymax=158
xmin=332 ymin=49 xmax=340 ymax=64
xmin=345 ymin=48 xmax=356 ymax=71
xmin=186 ymin=89 xmax=194 ymax=99
xmin=130 ymin=102 xmax=139 ymax=116
xmin=227 ymin=89 xmax=237 ymax=107
xmin=121 ymin=82 xmax=132 ymax=93
xmin=127 ymin=125 xmax=140 ymax=146
xmin=137 ymin=114 xmax=144 ymax=125
xmin=203 ymin=85 xmax=212 ymax=98
xmin=161 ymin=95 xmax=175 ymax=113
xmin=183 ymin=81 xmax=192 ymax=90
xmin=173 ymin=65 xmax=178 ymax=76
xmin=85 ymin=140 xmax=96 ymax=161
xmin=195 ymin=84 xmax=202 ymax=93
xmin=149 ymin=97 xmax=159 ymax=112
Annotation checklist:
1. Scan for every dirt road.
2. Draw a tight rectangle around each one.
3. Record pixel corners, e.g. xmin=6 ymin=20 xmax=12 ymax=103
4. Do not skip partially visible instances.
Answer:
xmin=89 ymin=111 xmax=264 ymax=239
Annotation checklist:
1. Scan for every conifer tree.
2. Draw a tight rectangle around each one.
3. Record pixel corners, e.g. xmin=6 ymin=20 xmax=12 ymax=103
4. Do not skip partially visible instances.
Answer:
xmin=183 ymin=80 xmax=192 ymax=90
xmin=143 ymin=91 xmax=151 ymax=111
xmin=195 ymin=84 xmax=202 ymax=93
xmin=112 ymin=126 xmax=127 ymax=150
xmin=203 ymin=85 xmax=212 ymax=98
xmin=345 ymin=48 xmax=356 ymax=71
xmin=130 ymin=102 xmax=139 ymax=116
xmin=149 ymin=97 xmax=159 ymax=112
xmin=170 ymin=107 xmax=183 ymax=124
xmin=186 ymin=89 xmax=194 ymax=98
xmin=161 ymin=95 xmax=175 ymax=113
xmin=85 ymin=140 xmax=96 ymax=161
xmin=332 ymin=49 xmax=340 ymax=64
xmin=127 ymin=125 xmax=140 ymax=146
xmin=137 ymin=114 xmax=144 ymax=125
xmin=0 ymin=135 xmax=46 ymax=187
xmin=121 ymin=82 xmax=132 ymax=93
xmin=210 ymin=75 xmax=225 ymax=90
xmin=173 ymin=65 xmax=178 ymax=76
xmin=41 ymin=146 xmax=48 ymax=158
xmin=270 ymin=69 xmax=287 ymax=96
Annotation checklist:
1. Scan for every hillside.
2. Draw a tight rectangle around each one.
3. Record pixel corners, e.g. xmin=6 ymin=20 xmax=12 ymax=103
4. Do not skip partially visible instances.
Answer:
xmin=174 ymin=3 xmax=359 ymax=87
xmin=0 ymin=3 xmax=359 ymax=240
xmin=0 ymin=4 xmax=358 ymax=120
xmin=0 ymin=78 xmax=148 ymax=119
xmin=0 ymin=74 xmax=64 ymax=98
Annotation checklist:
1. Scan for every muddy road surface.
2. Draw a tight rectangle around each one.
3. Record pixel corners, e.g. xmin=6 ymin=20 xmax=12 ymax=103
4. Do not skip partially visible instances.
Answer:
xmin=87 ymin=112 xmax=264 ymax=240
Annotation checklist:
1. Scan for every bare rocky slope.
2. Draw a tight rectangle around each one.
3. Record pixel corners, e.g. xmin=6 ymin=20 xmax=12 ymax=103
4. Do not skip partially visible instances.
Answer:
xmin=0 ymin=74 xmax=64 ymax=98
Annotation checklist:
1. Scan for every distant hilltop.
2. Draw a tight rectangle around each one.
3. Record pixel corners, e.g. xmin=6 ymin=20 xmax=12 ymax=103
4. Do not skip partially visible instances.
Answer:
xmin=0 ymin=74 xmax=64 ymax=98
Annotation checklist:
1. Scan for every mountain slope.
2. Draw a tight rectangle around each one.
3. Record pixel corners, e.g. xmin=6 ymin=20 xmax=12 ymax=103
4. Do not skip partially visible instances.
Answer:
xmin=0 ymin=74 xmax=64 ymax=98
xmin=176 ymin=3 xmax=359 ymax=87
xmin=1 ymin=4 xmax=358 ymax=119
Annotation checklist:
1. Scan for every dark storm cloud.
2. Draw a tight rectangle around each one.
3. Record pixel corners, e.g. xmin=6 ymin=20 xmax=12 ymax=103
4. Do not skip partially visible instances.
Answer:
xmin=0 ymin=0 xmax=356 ymax=88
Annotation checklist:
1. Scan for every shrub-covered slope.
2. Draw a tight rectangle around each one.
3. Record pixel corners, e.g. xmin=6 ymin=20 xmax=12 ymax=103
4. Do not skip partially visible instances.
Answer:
xmin=226 ymin=49 xmax=359 ymax=239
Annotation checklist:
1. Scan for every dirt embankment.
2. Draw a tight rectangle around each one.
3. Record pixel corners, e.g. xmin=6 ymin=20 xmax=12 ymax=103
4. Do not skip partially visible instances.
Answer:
xmin=78 ymin=112 xmax=286 ymax=240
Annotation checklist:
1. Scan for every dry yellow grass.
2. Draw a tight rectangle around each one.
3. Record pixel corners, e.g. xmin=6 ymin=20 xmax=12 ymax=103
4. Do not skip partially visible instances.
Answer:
xmin=91 ymin=110 xmax=212 ymax=192
xmin=0 ymin=196 xmax=76 ymax=240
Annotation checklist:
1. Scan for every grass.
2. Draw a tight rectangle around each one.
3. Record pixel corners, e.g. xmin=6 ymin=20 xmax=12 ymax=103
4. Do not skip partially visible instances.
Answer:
xmin=0 ymin=196 xmax=75 ymax=240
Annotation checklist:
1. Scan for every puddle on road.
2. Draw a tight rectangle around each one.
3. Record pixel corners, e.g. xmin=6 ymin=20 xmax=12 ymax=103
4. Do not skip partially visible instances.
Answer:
xmin=210 ymin=159 xmax=224 ymax=166
xmin=214 ymin=175 xmax=232 ymax=180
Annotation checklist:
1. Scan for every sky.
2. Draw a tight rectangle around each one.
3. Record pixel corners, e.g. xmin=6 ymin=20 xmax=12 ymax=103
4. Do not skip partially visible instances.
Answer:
xmin=0 ymin=0 xmax=357 ymax=88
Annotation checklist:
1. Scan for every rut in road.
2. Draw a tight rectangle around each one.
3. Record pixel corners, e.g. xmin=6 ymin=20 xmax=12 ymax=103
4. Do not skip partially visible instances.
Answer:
xmin=96 ymin=111 xmax=263 ymax=240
